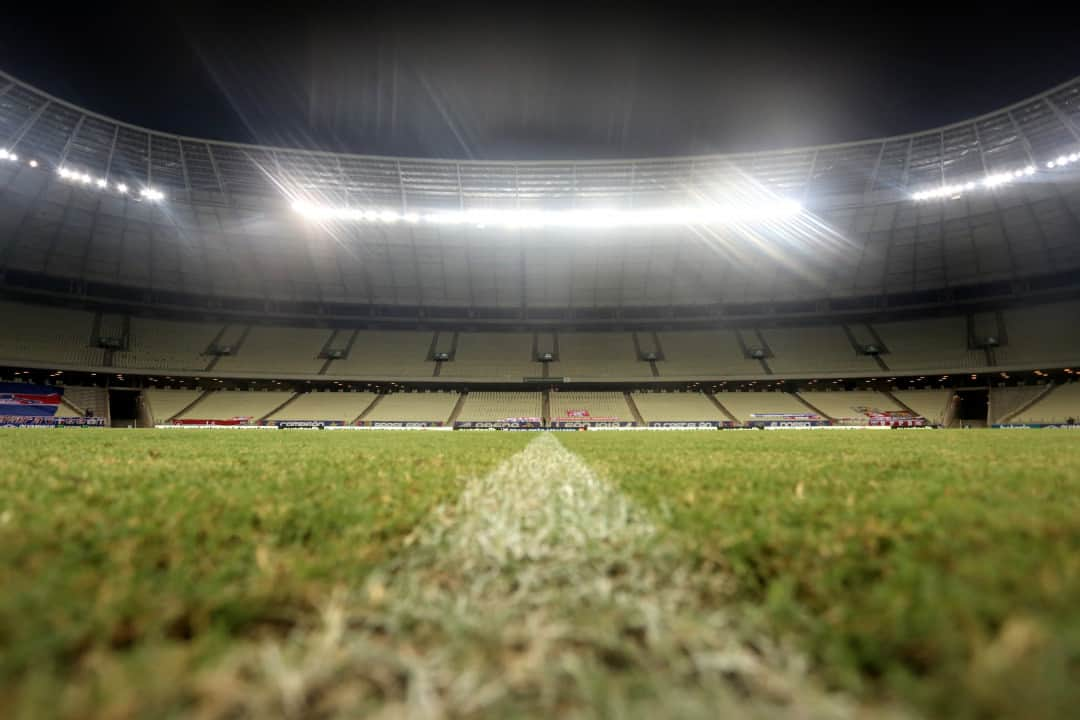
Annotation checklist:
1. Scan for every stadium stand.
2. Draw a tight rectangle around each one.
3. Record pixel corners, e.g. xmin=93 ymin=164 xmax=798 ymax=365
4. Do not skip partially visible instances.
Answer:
xmin=60 ymin=385 xmax=109 ymax=418
xmin=871 ymin=316 xmax=983 ymax=372
xmin=0 ymin=300 xmax=104 ymax=367
xmin=114 ymin=317 xmax=222 ymax=371
xmin=995 ymin=300 xmax=1080 ymax=369
xmin=630 ymin=391 xmax=729 ymax=423
xmin=173 ymin=390 xmax=294 ymax=423
xmin=552 ymin=333 xmax=652 ymax=379
xmin=549 ymin=391 xmax=633 ymax=422
xmin=761 ymin=326 xmax=879 ymax=375
xmin=1010 ymin=382 xmax=1080 ymax=425
xmin=714 ymin=391 xmax=809 ymax=423
xmin=988 ymin=384 xmax=1053 ymax=425
xmin=890 ymin=389 xmax=953 ymax=425
xmin=456 ymin=392 xmax=543 ymax=421
xmin=656 ymin=331 xmax=763 ymax=377
xmin=143 ymin=388 xmax=206 ymax=424
xmin=266 ymin=391 xmax=377 ymax=424
xmin=362 ymin=391 xmax=460 ymax=424
xmin=796 ymin=390 xmax=904 ymax=423
xmin=446 ymin=333 xmax=539 ymax=379
xmin=213 ymin=325 xmax=332 ymax=375
xmin=328 ymin=331 xmax=436 ymax=378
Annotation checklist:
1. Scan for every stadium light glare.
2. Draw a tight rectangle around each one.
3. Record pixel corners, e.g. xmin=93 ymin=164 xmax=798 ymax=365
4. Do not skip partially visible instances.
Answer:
xmin=95 ymin=178 xmax=107 ymax=188
xmin=28 ymin=159 xmax=37 ymax=168
xmin=117 ymin=183 xmax=128 ymax=194
xmin=291 ymin=199 xmax=803 ymax=229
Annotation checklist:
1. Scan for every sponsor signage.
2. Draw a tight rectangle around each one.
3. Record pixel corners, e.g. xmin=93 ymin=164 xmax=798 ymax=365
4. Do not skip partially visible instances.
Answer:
xmin=993 ymin=423 xmax=1080 ymax=429
xmin=0 ymin=415 xmax=106 ymax=427
xmin=171 ymin=418 xmax=253 ymax=426
xmin=747 ymin=413 xmax=828 ymax=427
xmin=274 ymin=420 xmax=346 ymax=429
xmin=549 ymin=420 xmax=635 ymax=429
xmin=647 ymin=420 xmax=730 ymax=428
xmin=454 ymin=420 xmax=543 ymax=430
xmin=360 ymin=420 xmax=443 ymax=428
xmin=0 ymin=382 xmax=64 ymax=417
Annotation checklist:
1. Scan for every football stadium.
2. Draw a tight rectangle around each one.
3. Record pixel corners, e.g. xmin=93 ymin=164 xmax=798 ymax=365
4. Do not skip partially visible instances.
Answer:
xmin=1 ymin=14 xmax=1080 ymax=719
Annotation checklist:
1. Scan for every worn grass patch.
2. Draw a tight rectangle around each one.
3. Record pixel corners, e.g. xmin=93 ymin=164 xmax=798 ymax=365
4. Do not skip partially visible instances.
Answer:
xmin=560 ymin=429 xmax=1080 ymax=720
xmin=0 ymin=429 xmax=532 ymax=719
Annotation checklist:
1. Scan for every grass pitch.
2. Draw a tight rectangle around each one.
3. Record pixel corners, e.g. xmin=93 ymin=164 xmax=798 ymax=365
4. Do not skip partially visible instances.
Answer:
xmin=1 ymin=429 xmax=1078 ymax=718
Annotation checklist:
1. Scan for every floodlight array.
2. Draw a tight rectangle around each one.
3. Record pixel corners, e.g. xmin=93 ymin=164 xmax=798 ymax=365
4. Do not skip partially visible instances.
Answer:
xmin=56 ymin=166 xmax=164 ymax=202
xmin=0 ymin=148 xmax=20 ymax=162
xmin=1046 ymin=152 xmax=1080 ymax=169
xmin=911 ymin=166 xmax=1035 ymax=201
xmin=291 ymin=199 xmax=803 ymax=229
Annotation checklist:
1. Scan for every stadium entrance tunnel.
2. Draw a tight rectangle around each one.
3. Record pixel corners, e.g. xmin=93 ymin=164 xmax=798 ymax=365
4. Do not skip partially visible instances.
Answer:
xmin=108 ymin=388 xmax=139 ymax=428
xmin=953 ymin=388 xmax=989 ymax=427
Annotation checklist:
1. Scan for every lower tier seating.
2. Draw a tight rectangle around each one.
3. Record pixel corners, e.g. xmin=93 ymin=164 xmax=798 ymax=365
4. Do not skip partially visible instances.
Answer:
xmin=630 ymin=391 xmax=728 ymax=423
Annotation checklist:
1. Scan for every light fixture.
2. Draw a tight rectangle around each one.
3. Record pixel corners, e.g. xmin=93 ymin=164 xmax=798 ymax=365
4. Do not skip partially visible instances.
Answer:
xmin=28 ymin=159 xmax=37 ymax=168
xmin=291 ymin=198 xmax=803 ymax=229
xmin=117 ymin=183 xmax=128 ymax=194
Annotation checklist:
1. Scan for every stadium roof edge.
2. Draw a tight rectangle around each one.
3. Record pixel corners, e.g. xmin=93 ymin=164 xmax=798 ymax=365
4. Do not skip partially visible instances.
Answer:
xmin=2 ymin=66 xmax=1079 ymax=166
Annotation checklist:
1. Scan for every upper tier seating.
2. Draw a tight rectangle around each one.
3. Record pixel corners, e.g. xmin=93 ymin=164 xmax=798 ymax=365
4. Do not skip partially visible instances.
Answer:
xmin=630 ymin=391 xmax=728 ymax=423
xmin=551 ymin=333 xmax=652 ymax=379
xmin=890 ymin=389 xmax=952 ymax=424
xmin=995 ymin=300 xmax=1080 ymax=369
xmin=214 ymin=326 xmax=332 ymax=375
xmin=457 ymin=392 xmax=543 ymax=421
xmin=114 ymin=317 xmax=222 ymax=371
xmin=363 ymin=391 xmax=460 ymax=424
xmin=446 ymin=333 xmax=540 ymax=379
xmin=872 ymin=316 xmax=983 ymax=372
xmin=549 ymin=391 xmax=632 ymax=422
xmin=761 ymin=326 xmax=879 ymax=375
xmin=0 ymin=300 xmax=103 ymax=367
xmin=265 ymin=391 xmax=377 ymax=423
xmin=1010 ymin=382 xmax=1080 ymax=425
xmin=143 ymin=388 xmax=206 ymax=424
xmin=174 ymin=390 xmax=295 ymax=422
xmin=797 ymin=390 xmax=903 ymax=423
xmin=713 ymin=391 xmax=809 ymax=423
xmin=656 ymin=331 xmax=763 ymax=377
xmin=328 ymin=331 xmax=436 ymax=378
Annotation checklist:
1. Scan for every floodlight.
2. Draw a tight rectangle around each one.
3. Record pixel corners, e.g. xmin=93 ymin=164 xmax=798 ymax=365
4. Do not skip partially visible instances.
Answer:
xmin=28 ymin=160 xmax=37 ymax=168
xmin=0 ymin=149 xmax=7 ymax=159
xmin=117 ymin=183 xmax=128 ymax=194
xmin=80 ymin=173 xmax=92 ymax=183
xmin=96 ymin=178 xmax=107 ymax=188
xmin=7 ymin=153 xmax=15 ymax=162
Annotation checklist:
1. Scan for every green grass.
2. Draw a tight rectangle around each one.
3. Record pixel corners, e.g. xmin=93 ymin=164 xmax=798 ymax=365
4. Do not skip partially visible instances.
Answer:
xmin=0 ymin=429 xmax=532 ymax=719
xmin=561 ymin=430 xmax=1080 ymax=719
xmin=1 ymin=428 xmax=1079 ymax=718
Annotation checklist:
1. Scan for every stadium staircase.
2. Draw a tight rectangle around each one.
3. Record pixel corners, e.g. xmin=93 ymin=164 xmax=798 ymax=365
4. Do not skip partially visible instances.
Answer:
xmin=793 ymin=392 xmax=834 ymax=422
xmin=169 ymin=390 xmax=209 ymax=422
xmin=882 ymin=390 xmax=918 ymax=416
xmin=446 ymin=391 xmax=469 ymax=425
xmin=998 ymin=382 xmax=1058 ymax=424
xmin=353 ymin=394 xmax=384 ymax=424
xmin=259 ymin=393 xmax=301 ymax=424
xmin=623 ymin=391 xmax=646 ymax=426
xmin=541 ymin=389 xmax=551 ymax=426
xmin=705 ymin=392 xmax=740 ymax=425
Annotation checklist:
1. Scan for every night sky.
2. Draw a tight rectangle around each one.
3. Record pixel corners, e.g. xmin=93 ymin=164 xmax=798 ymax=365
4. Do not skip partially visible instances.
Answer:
xmin=2 ymin=3 xmax=1078 ymax=160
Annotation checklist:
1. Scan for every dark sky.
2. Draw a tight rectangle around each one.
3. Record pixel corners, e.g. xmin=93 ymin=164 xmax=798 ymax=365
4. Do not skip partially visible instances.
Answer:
xmin=2 ymin=3 xmax=1078 ymax=160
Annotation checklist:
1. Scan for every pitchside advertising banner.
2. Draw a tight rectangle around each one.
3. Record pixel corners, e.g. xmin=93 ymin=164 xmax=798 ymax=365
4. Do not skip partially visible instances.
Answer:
xmin=747 ymin=412 xmax=829 ymax=428
xmin=455 ymin=419 xmax=543 ymax=430
xmin=0 ymin=383 xmax=106 ymax=427
xmin=648 ymin=420 xmax=733 ymax=428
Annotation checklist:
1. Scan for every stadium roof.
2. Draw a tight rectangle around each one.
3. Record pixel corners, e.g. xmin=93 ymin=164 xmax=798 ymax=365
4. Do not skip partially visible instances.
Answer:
xmin=2 ymin=68 xmax=1079 ymax=207
xmin=1 ymin=67 xmax=1080 ymax=322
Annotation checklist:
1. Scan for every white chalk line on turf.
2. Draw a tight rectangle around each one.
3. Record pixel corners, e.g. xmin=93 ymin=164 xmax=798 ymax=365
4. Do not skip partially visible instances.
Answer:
xmin=201 ymin=433 xmax=905 ymax=719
